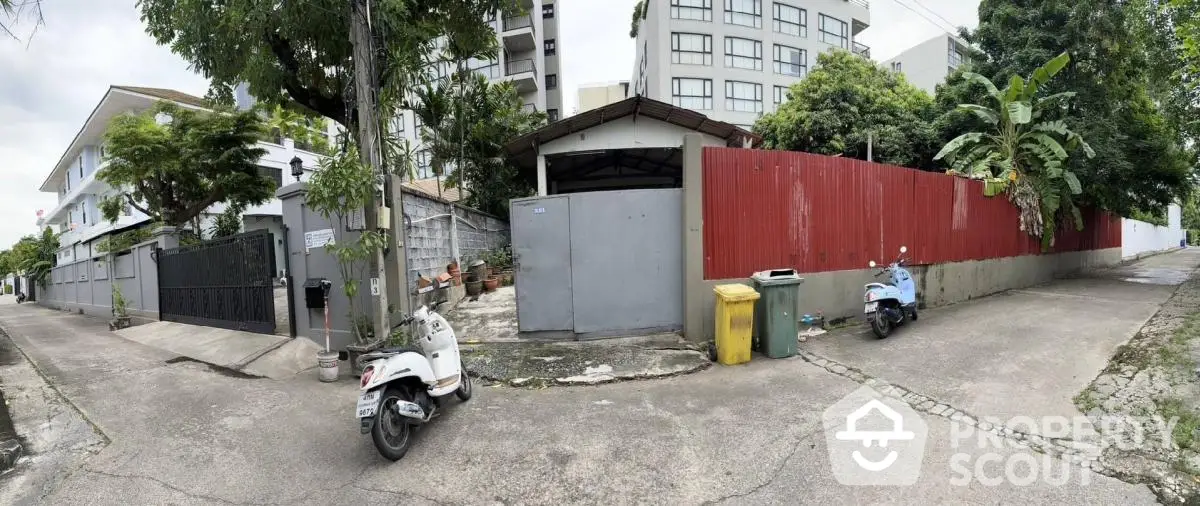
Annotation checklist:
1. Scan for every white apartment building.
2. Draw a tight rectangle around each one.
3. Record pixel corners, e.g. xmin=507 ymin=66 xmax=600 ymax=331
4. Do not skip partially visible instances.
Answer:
xmin=36 ymin=85 xmax=327 ymax=275
xmin=630 ymin=0 xmax=871 ymax=129
xmin=881 ymin=33 xmax=969 ymax=94
xmin=394 ymin=0 xmax=564 ymax=181
xmin=577 ymin=81 xmax=631 ymax=114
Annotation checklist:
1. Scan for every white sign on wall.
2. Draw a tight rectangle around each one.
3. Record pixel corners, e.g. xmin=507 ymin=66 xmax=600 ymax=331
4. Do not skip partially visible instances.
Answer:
xmin=304 ymin=228 xmax=335 ymax=250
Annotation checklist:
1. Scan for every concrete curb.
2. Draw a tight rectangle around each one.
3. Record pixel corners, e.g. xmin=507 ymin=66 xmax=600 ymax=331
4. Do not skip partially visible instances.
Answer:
xmin=0 ymin=438 xmax=21 ymax=474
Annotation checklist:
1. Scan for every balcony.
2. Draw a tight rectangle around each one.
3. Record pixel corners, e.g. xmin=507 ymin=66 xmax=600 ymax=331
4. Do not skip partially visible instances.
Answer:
xmin=502 ymin=12 xmax=536 ymax=52
xmin=472 ymin=62 xmax=502 ymax=80
xmin=38 ymin=161 xmax=110 ymax=228
xmin=848 ymin=0 xmax=870 ymax=34
xmin=504 ymin=58 xmax=538 ymax=93
xmin=853 ymin=42 xmax=871 ymax=59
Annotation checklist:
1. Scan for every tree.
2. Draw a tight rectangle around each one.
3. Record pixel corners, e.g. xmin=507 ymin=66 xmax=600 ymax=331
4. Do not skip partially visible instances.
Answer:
xmin=98 ymin=101 xmax=273 ymax=231
xmin=955 ymin=0 xmax=1193 ymax=217
xmin=209 ymin=203 xmax=245 ymax=238
xmin=935 ymin=53 xmax=1094 ymax=249
xmin=137 ymin=0 xmax=514 ymax=133
xmin=754 ymin=50 xmax=940 ymax=169
xmin=436 ymin=75 xmax=546 ymax=217
xmin=10 ymin=227 xmax=59 ymax=285
xmin=1 ymin=0 xmax=43 ymax=41
xmin=0 ymin=249 xmax=12 ymax=278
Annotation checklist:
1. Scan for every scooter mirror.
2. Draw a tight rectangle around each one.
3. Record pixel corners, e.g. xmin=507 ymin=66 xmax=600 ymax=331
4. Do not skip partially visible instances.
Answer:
xmin=900 ymin=246 xmax=908 ymax=254
xmin=868 ymin=260 xmax=877 ymax=268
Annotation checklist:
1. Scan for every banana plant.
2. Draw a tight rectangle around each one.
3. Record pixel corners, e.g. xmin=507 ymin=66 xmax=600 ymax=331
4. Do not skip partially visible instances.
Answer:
xmin=934 ymin=52 xmax=1095 ymax=251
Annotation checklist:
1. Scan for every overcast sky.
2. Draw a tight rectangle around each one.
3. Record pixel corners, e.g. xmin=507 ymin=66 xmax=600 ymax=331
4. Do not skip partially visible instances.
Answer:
xmin=0 ymin=0 xmax=980 ymax=249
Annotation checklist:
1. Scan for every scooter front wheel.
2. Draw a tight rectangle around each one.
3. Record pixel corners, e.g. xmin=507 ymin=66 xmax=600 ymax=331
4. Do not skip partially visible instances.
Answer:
xmin=371 ymin=386 xmax=415 ymax=461
xmin=869 ymin=311 xmax=892 ymax=339
xmin=456 ymin=362 xmax=473 ymax=401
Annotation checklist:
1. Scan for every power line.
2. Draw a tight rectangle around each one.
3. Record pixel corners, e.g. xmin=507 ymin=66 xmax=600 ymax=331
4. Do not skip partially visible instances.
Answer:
xmin=886 ymin=0 xmax=958 ymax=35
xmin=908 ymin=0 xmax=961 ymax=34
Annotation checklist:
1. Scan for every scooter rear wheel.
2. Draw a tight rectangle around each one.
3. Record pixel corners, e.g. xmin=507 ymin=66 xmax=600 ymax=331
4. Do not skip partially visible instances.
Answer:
xmin=371 ymin=386 xmax=415 ymax=461
xmin=869 ymin=311 xmax=892 ymax=339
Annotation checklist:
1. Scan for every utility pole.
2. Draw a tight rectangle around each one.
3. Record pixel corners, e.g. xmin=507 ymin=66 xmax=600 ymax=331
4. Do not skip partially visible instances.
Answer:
xmin=350 ymin=0 xmax=395 ymax=342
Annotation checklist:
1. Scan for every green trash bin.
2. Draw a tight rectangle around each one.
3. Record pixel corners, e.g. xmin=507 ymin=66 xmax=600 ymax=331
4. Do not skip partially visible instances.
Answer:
xmin=751 ymin=269 xmax=804 ymax=358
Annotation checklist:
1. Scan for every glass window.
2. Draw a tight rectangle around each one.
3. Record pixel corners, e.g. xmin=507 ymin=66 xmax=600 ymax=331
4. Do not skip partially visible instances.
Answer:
xmin=724 ymin=37 xmax=762 ymax=70
xmin=545 ymin=39 xmax=556 ymax=56
xmin=415 ymin=150 xmax=433 ymax=179
xmin=724 ymin=0 xmax=762 ymax=28
xmin=543 ymin=3 xmax=554 ymax=18
xmin=772 ymin=3 xmax=805 ymax=37
xmin=671 ymin=33 xmax=712 ymax=66
xmin=774 ymin=85 xmax=789 ymax=105
xmin=546 ymin=74 xmax=558 ymax=89
xmin=772 ymin=44 xmax=806 ymax=77
xmin=672 ymin=78 xmax=713 ymax=110
xmin=548 ymin=109 xmax=560 ymax=122
xmin=724 ymin=80 xmax=762 ymax=112
xmin=78 ymin=156 xmax=83 ymax=178
xmin=948 ymin=40 xmax=964 ymax=69
xmin=891 ymin=61 xmax=902 ymax=72
xmin=818 ymin=14 xmax=848 ymax=49
xmin=671 ymin=0 xmax=713 ymax=21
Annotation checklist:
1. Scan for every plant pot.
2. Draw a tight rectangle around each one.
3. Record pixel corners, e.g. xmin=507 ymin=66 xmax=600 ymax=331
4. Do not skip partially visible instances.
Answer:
xmin=346 ymin=338 xmax=386 ymax=376
xmin=466 ymin=279 xmax=484 ymax=296
xmin=108 ymin=315 xmax=131 ymax=331
xmin=488 ymin=266 xmax=498 ymax=277
xmin=483 ymin=276 xmax=500 ymax=292
xmin=447 ymin=262 xmax=462 ymax=286
xmin=317 ymin=350 xmax=339 ymax=383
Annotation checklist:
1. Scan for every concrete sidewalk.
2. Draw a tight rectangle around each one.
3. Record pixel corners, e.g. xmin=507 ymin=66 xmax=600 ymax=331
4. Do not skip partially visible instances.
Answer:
xmin=0 ymin=281 xmax=1159 ymax=504
xmin=113 ymin=320 xmax=321 ymax=380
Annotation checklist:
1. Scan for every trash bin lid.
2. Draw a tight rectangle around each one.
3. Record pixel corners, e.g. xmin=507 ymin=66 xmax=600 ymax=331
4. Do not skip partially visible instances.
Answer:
xmin=751 ymin=268 xmax=804 ymax=286
xmin=714 ymin=283 xmax=760 ymax=302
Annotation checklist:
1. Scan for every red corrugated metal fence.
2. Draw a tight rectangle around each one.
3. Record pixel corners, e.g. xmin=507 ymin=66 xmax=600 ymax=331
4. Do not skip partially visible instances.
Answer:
xmin=702 ymin=147 xmax=1121 ymax=280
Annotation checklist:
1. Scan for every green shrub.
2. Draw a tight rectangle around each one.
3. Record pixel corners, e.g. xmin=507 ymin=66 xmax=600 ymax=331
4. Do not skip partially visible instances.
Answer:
xmin=3 ymin=284 xmax=10 ymax=294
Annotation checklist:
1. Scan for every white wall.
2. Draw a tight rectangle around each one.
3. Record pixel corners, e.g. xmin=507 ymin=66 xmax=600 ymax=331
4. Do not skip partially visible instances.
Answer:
xmin=880 ymin=33 xmax=962 ymax=94
xmin=539 ymin=115 xmax=727 ymax=156
xmin=1121 ymin=204 xmax=1185 ymax=259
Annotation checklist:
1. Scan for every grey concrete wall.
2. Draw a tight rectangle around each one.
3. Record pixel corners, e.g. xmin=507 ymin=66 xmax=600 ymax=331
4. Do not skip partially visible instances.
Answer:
xmin=403 ymin=188 xmax=509 ymax=281
xmin=689 ymin=247 xmax=1123 ymax=342
xmin=38 ymin=236 xmax=165 ymax=323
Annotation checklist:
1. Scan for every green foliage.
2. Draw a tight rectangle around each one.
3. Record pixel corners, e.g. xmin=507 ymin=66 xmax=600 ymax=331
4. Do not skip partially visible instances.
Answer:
xmin=209 ymin=204 xmax=244 ymax=239
xmin=434 ymin=75 xmax=546 ymax=218
xmin=935 ymin=53 xmax=1093 ymax=250
xmin=3 ymin=284 xmax=10 ymax=295
xmin=137 ymin=0 xmax=515 ymax=131
xmin=1130 ymin=208 xmax=1169 ymax=227
xmin=111 ymin=284 xmax=128 ymax=318
xmin=481 ymin=245 xmax=513 ymax=269
xmin=630 ymin=0 xmax=648 ymax=38
xmin=754 ymin=50 xmax=940 ymax=169
xmin=954 ymin=0 xmax=1195 ymax=218
xmin=305 ymin=147 xmax=385 ymax=343
xmin=263 ymin=104 xmax=331 ymax=155
xmin=9 ymin=227 xmax=59 ymax=286
xmin=99 ymin=101 xmax=273 ymax=230
xmin=0 ymin=250 xmax=12 ymax=277
xmin=94 ymin=226 xmax=154 ymax=254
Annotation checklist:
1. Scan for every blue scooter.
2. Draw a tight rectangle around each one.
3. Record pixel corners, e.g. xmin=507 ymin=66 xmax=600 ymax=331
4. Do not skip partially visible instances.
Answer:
xmin=863 ymin=246 xmax=918 ymax=339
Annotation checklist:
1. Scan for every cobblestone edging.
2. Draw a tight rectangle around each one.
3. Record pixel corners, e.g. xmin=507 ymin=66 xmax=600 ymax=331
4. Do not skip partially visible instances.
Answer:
xmin=796 ymin=350 xmax=1108 ymax=472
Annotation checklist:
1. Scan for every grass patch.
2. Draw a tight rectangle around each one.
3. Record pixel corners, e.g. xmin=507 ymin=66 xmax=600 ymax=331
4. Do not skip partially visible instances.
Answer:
xmin=1157 ymin=397 xmax=1200 ymax=451
xmin=1074 ymin=389 xmax=1100 ymax=413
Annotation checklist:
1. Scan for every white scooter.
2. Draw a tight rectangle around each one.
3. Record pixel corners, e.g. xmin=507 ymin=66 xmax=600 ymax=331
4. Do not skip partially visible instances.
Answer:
xmin=355 ymin=301 xmax=472 ymax=461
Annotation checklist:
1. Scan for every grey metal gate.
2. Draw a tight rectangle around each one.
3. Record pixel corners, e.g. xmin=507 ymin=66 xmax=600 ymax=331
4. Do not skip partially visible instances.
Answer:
xmin=512 ymin=196 xmax=573 ymax=331
xmin=157 ymin=229 xmax=277 ymax=334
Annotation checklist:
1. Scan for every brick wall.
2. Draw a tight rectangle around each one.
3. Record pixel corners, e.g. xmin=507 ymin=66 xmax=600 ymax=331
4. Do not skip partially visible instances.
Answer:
xmin=402 ymin=188 xmax=509 ymax=280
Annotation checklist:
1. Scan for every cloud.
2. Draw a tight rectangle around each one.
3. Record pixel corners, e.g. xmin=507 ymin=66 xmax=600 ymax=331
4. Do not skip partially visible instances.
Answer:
xmin=0 ymin=0 xmax=208 ymax=249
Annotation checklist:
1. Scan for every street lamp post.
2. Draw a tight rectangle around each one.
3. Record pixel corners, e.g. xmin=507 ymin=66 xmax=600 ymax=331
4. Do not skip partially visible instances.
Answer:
xmin=290 ymin=156 xmax=304 ymax=182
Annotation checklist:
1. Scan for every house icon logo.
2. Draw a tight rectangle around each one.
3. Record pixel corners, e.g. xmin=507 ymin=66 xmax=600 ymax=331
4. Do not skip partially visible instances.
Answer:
xmin=823 ymin=385 xmax=928 ymax=485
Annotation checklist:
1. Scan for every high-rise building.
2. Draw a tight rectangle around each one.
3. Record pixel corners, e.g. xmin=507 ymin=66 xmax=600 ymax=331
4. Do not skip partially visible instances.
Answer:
xmin=576 ymin=81 xmax=631 ymax=113
xmin=881 ymin=33 xmax=970 ymax=95
xmin=630 ymin=0 xmax=871 ymax=129
xmin=395 ymin=1 xmax=563 ymax=181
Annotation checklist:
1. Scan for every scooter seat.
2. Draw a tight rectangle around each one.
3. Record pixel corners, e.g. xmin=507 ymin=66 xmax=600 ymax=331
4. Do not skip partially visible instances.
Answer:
xmin=377 ymin=346 xmax=422 ymax=355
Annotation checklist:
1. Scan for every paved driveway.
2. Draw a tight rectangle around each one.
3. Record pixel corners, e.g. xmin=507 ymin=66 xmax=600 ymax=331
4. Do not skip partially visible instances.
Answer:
xmin=802 ymin=249 xmax=1200 ymax=425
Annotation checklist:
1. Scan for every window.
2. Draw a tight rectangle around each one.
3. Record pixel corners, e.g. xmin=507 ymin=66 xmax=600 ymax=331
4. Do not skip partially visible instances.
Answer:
xmin=891 ymin=61 xmax=902 ymax=72
xmin=548 ymin=109 xmax=560 ymax=122
xmin=818 ymin=14 xmax=848 ymax=49
xmin=724 ymin=37 xmax=762 ymax=70
xmin=415 ymin=150 xmax=433 ymax=179
xmin=258 ymin=166 xmax=283 ymax=188
xmin=545 ymin=39 xmax=556 ymax=56
xmin=81 ymin=205 xmax=87 ymax=225
xmin=99 ymin=145 xmax=105 ymax=161
xmin=543 ymin=3 xmax=554 ymax=18
xmin=546 ymin=74 xmax=558 ymax=89
xmin=724 ymin=0 xmax=762 ymax=28
xmin=671 ymin=0 xmax=712 ymax=21
xmin=414 ymin=115 xmax=424 ymax=137
xmin=772 ymin=3 xmax=805 ymax=37
xmin=78 ymin=156 xmax=83 ymax=178
xmin=391 ymin=116 xmax=406 ymax=136
xmin=772 ymin=44 xmax=806 ymax=77
xmin=671 ymin=33 xmax=712 ymax=65
xmin=948 ymin=40 xmax=964 ymax=70
xmin=774 ymin=85 xmax=789 ymax=105
xmin=734 ymin=123 xmax=755 ymax=131
xmin=672 ymin=78 xmax=713 ymax=110
xmin=725 ymin=80 xmax=762 ymax=112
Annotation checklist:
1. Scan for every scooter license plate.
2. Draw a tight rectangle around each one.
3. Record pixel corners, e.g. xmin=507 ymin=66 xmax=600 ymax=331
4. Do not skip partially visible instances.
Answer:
xmin=864 ymin=302 xmax=878 ymax=313
xmin=356 ymin=390 xmax=381 ymax=418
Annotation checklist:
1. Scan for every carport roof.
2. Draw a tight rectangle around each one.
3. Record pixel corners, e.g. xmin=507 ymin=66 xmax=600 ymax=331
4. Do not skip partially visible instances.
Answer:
xmin=504 ymin=96 xmax=761 ymax=158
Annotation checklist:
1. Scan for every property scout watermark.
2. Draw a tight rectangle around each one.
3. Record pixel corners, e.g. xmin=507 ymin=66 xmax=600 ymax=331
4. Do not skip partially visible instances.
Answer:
xmin=823 ymin=386 xmax=1181 ymax=486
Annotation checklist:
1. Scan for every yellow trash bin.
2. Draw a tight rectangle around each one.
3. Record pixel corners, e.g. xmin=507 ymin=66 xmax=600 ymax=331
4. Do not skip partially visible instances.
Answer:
xmin=713 ymin=284 xmax=761 ymax=366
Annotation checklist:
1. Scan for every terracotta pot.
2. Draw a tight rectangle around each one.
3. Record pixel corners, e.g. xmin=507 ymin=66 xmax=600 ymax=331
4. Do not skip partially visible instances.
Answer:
xmin=447 ymin=262 xmax=462 ymax=286
xmin=483 ymin=276 xmax=500 ymax=292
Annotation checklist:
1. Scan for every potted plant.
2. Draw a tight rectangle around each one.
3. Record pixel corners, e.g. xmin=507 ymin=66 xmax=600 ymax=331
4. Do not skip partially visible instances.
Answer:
xmin=305 ymin=147 xmax=389 ymax=377
xmin=483 ymin=275 xmax=500 ymax=292
xmin=109 ymin=284 xmax=131 ymax=331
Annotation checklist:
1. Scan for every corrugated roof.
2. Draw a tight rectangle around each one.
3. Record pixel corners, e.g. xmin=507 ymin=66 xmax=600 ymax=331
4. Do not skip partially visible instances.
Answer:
xmin=111 ymin=85 xmax=209 ymax=109
xmin=402 ymin=177 xmax=466 ymax=203
xmin=504 ymin=95 xmax=760 ymax=158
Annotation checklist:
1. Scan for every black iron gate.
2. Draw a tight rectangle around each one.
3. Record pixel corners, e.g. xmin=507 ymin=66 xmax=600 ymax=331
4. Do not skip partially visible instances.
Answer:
xmin=158 ymin=229 xmax=277 ymax=334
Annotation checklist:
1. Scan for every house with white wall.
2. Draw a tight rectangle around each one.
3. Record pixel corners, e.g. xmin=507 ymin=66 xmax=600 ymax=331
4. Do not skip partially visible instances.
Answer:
xmin=34 ymin=85 xmax=328 ymax=276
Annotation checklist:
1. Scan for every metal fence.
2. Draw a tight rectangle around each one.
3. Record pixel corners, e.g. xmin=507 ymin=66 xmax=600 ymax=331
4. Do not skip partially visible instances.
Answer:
xmin=157 ymin=228 xmax=277 ymax=334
